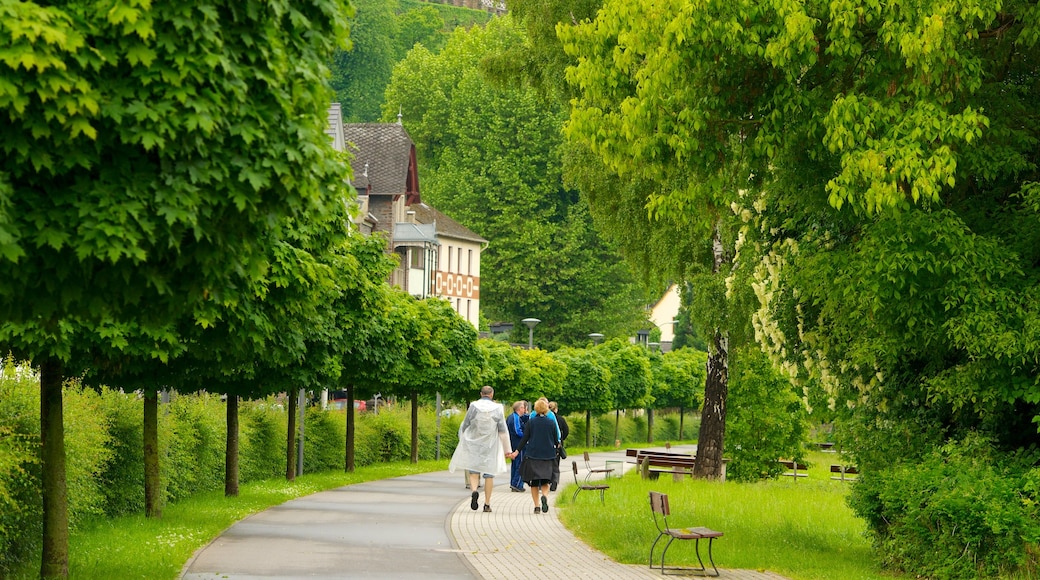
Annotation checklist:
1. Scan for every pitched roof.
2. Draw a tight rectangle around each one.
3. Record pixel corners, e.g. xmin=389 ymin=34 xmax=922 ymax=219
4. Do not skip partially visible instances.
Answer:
xmin=343 ymin=123 xmax=418 ymax=198
xmin=410 ymin=203 xmax=487 ymax=244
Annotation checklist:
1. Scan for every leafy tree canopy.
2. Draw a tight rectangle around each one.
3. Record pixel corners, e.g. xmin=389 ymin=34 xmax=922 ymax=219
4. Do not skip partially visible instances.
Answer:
xmin=558 ymin=0 xmax=1040 ymax=470
xmin=383 ymin=16 xmax=648 ymax=349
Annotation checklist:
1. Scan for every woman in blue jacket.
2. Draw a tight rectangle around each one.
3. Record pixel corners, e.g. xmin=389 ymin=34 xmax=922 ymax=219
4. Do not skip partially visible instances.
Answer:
xmin=513 ymin=398 xmax=560 ymax=514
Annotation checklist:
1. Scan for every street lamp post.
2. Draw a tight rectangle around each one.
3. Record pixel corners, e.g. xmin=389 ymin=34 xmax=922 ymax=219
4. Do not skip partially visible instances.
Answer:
xmin=521 ymin=318 xmax=541 ymax=349
xmin=588 ymin=332 xmax=604 ymax=346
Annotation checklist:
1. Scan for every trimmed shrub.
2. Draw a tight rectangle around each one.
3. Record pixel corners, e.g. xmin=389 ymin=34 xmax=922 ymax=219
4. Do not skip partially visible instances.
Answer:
xmin=367 ymin=409 xmax=411 ymax=463
xmin=164 ymin=392 xmax=225 ymax=502
xmin=421 ymin=410 xmax=462 ymax=461
xmin=0 ymin=360 xmax=41 ymax=575
xmin=656 ymin=414 xmax=682 ymax=441
xmin=240 ymin=398 xmax=287 ymax=482
xmin=59 ymin=384 xmax=113 ymax=526
xmin=304 ymin=406 xmax=346 ymax=473
xmin=849 ymin=433 xmax=1040 ymax=578
xmin=95 ymin=387 xmax=144 ymax=517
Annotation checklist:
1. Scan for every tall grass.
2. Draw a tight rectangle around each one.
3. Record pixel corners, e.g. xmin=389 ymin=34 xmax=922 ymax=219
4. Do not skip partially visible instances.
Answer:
xmin=8 ymin=460 xmax=448 ymax=579
xmin=558 ymin=451 xmax=895 ymax=580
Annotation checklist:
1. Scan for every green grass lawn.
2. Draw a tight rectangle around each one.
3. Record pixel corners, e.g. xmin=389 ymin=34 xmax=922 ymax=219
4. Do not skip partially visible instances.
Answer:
xmin=556 ymin=450 xmax=899 ymax=580
xmin=9 ymin=460 xmax=448 ymax=579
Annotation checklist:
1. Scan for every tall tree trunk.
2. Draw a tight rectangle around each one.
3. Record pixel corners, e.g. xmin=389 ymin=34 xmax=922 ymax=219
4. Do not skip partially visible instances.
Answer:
xmin=694 ymin=331 xmax=728 ymax=479
xmin=40 ymin=358 xmax=68 ymax=579
xmin=225 ymin=395 xmax=239 ymax=496
xmin=345 ymin=384 xmax=355 ymax=472
xmin=410 ymin=390 xmax=419 ymax=464
xmin=679 ymin=406 xmax=685 ymax=441
xmin=694 ymin=226 xmax=730 ymax=480
xmin=585 ymin=410 xmax=592 ymax=447
xmin=286 ymin=392 xmax=297 ymax=481
xmin=613 ymin=409 xmax=620 ymax=444
xmin=646 ymin=408 xmax=654 ymax=443
xmin=144 ymin=392 xmax=161 ymax=517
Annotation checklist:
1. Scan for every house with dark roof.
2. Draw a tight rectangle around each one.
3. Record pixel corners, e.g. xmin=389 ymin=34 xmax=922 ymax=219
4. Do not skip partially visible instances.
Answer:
xmin=326 ymin=104 xmax=487 ymax=328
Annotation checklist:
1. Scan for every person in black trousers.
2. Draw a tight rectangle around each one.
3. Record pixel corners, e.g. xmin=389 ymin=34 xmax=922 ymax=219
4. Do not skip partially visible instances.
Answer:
xmin=548 ymin=401 xmax=568 ymax=491
xmin=506 ymin=400 xmax=528 ymax=492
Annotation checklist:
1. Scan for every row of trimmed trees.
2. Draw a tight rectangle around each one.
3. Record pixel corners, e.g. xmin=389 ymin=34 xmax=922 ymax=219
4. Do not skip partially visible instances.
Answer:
xmin=1 ymin=2 xmax=384 ymax=577
xmin=477 ymin=337 xmax=706 ymax=447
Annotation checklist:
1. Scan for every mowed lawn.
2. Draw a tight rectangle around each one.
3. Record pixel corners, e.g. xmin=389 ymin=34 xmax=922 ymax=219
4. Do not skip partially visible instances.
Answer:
xmin=556 ymin=452 xmax=897 ymax=580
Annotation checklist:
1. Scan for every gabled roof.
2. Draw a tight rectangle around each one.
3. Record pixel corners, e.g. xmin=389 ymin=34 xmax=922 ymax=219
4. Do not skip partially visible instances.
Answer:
xmin=411 ymin=203 xmax=487 ymax=244
xmin=343 ymin=123 xmax=420 ymax=203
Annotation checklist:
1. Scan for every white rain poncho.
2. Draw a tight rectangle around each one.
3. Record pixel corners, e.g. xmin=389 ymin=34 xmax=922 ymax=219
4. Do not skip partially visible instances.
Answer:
xmin=448 ymin=398 xmax=511 ymax=475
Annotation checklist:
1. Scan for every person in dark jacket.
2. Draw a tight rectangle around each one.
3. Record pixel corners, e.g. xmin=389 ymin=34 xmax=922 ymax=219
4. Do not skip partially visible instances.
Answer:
xmin=548 ymin=401 xmax=568 ymax=491
xmin=513 ymin=398 xmax=560 ymax=514
xmin=506 ymin=400 xmax=528 ymax=492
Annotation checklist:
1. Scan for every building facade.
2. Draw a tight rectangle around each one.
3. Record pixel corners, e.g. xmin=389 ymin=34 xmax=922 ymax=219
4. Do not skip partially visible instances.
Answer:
xmin=326 ymin=104 xmax=486 ymax=328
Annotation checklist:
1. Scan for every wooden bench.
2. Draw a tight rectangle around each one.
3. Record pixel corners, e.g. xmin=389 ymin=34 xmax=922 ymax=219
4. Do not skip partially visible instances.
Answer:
xmin=627 ymin=449 xmax=697 ymax=481
xmin=830 ymin=464 xmax=859 ymax=482
xmin=649 ymin=491 xmax=723 ymax=576
xmin=779 ymin=460 xmax=809 ymax=481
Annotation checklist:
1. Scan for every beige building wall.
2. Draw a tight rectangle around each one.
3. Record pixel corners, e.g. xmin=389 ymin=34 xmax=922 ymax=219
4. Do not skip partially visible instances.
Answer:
xmin=650 ymin=284 xmax=681 ymax=344
xmin=434 ymin=236 xmax=482 ymax=328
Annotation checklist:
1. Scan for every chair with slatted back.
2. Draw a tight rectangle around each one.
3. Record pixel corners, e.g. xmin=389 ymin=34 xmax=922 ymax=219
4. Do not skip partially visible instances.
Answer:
xmin=571 ymin=461 xmax=609 ymax=503
xmin=582 ymin=450 xmax=614 ymax=481
xmin=648 ymin=491 xmax=723 ymax=576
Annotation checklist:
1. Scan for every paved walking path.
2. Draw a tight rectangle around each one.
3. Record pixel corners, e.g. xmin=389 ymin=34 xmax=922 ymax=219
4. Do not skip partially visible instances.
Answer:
xmin=180 ymin=449 xmax=787 ymax=579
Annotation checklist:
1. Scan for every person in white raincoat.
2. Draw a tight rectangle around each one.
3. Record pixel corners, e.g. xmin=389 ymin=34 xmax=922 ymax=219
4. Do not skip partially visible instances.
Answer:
xmin=449 ymin=385 xmax=516 ymax=512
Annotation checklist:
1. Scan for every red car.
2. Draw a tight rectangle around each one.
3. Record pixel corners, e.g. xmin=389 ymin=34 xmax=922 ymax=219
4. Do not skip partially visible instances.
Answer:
xmin=330 ymin=399 xmax=366 ymax=412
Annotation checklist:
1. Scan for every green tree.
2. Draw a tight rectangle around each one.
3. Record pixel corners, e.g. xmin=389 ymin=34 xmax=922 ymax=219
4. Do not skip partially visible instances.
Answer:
xmin=558 ymin=0 xmax=757 ymax=479
xmin=336 ymin=281 xmax=417 ymax=472
xmin=650 ymin=347 xmax=706 ymax=441
xmin=327 ymin=0 xmax=470 ymax=122
xmin=552 ymin=347 xmax=612 ymax=447
xmin=329 ymin=0 xmax=398 ymax=121
xmin=404 ymin=298 xmax=482 ymax=462
xmin=383 ymin=16 xmax=648 ymax=350
xmin=478 ymin=338 xmax=526 ymax=402
xmin=395 ymin=4 xmax=448 ymax=55
xmin=594 ymin=339 xmax=652 ymax=443
xmin=562 ymin=0 xmax=1040 ymax=572
xmin=724 ymin=347 xmax=807 ymax=482
xmin=0 ymin=2 xmax=351 ymax=575
xmin=518 ymin=347 xmax=566 ymax=402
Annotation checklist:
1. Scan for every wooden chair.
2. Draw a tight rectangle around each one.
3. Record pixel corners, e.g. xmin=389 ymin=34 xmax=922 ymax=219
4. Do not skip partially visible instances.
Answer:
xmin=571 ymin=461 xmax=609 ymax=503
xmin=583 ymin=450 xmax=614 ymax=481
xmin=648 ymin=491 xmax=723 ymax=576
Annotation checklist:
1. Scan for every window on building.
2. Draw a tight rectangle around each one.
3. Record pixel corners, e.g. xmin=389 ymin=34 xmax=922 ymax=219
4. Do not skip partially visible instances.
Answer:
xmin=447 ymin=245 xmax=453 ymax=272
xmin=457 ymin=248 xmax=463 ymax=274
xmin=467 ymin=249 xmax=473 ymax=275
xmin=466 ymin=300 xmax=471 ymax=321
xmin=410 ymin=247 xmax=423 ymax=269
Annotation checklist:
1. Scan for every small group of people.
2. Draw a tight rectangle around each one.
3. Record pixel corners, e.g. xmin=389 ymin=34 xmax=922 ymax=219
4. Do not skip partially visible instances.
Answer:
xmin=449 ymin=386 xmax=568 ymax=514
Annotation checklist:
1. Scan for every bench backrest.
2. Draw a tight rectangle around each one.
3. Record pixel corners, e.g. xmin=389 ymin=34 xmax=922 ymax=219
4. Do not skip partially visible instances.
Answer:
xmin=642 ymin=456 xmax=696 ymax=468
xmin=648 ymin=491 xmax=676 ymax=533
xmin=649 ymin=491 xmax=671 ymax=516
